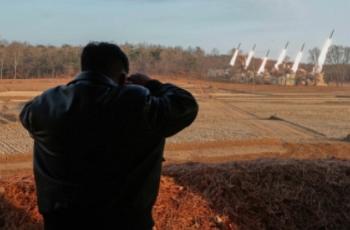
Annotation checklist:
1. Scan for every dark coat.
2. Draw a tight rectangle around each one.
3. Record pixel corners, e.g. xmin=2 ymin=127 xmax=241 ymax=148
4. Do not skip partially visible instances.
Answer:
xmin=20 ymin=71 xmax=198 ymax=228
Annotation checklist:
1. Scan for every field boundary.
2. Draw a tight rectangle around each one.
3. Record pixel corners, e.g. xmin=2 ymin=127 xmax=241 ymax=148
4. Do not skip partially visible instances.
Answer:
xmin=268 ymin=115 xmax=327 ymax=137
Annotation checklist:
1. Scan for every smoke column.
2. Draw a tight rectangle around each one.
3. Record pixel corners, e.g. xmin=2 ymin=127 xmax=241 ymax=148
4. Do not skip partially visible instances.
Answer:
xmin=274 ymin=42 xmax=289 ymax=70
xmin=257 ymin=50 xmax=270 ymax=75
xmin=315 ymin=30 xmax=334 ymax=73
xmin=244 ymin=44 xmax=256 ymax=70
xmin=291 ymin=43 xmax=305 ymax=73
xmin=229 ymin=43 xmax=241 ymax=66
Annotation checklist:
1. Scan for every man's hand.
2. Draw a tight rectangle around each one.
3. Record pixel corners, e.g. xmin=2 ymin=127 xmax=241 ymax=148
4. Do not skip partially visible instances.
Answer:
xmin=127 ymin=73 xmax=152 ymax=86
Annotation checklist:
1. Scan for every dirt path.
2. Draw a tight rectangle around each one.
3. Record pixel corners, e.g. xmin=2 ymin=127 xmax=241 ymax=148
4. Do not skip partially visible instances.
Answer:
xmin=165 ymin=138 xmax=350 ymax=163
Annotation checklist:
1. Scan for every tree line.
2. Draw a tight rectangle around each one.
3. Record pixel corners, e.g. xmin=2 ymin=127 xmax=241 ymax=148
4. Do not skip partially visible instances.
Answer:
xmin=0 ymin=40 xmax=226 ymax=79
xmin=0 ymin=39 xmax=349 ymax=83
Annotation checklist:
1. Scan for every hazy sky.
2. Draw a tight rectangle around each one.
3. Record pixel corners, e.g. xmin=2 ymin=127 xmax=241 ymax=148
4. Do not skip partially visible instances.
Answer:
xmin=0 ymin=0 xmax=348 ymax=59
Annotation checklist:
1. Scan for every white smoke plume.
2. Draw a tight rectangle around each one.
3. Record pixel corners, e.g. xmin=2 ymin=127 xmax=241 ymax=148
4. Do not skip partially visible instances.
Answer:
xmin=315 ymin=38 xmax=332 ymax=73
xmin=229 ymin=47 xmax=240 ymax=66
xmin=244 ymin=44 xmax=256 ymax=70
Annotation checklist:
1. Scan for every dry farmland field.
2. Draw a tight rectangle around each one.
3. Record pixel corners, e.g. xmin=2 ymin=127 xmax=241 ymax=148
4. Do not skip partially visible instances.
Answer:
xmin=1 ymin=77 xmax=350 ymax=229
xmin=1 ymin=77 xmax=350 ymax=165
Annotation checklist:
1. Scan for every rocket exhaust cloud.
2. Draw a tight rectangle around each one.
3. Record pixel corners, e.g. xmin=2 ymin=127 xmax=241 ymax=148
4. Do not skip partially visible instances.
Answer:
xmin=257 ymin=50 xmax=270 ymax=75
xmin=244 ymin=44 xmax=256 ymax=70
xmin=315 ymin=30 xmax=335 ymax=74
xmin=229 ymin=43 xmax=241 ymax=67
xmin=291 ymin=43 xmax=305 ymax=73
xmin=274 ymin=42 xmax=289 ymax=70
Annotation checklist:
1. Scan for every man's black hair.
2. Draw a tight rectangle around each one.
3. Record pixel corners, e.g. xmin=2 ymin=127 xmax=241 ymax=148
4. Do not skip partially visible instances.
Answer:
xmin=81 ymin=42 xmax=129 ymax=74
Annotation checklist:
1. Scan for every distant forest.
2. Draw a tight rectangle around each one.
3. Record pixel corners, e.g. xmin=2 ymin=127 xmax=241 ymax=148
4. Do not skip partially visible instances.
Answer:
xmin=0 ymin=40 xmax=349 ymax=83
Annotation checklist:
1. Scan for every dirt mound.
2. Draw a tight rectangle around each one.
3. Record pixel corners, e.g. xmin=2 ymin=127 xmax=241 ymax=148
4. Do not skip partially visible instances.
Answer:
xmin=1 ymin=159 xmax=350 ymax=229
xmin=0 ymin=175 xmax=41 ymax=230
xmin=164 ymin=159 xmax=350 ymax=229
xmin=0 ymin=175 xmax=232 ymax=230
xmin=154 ymin=176 xmax=233 ymax=230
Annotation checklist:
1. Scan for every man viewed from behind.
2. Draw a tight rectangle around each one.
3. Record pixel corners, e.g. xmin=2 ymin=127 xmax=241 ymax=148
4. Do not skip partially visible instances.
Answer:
xmin=20 ymin=42 xmax=198 ymax=230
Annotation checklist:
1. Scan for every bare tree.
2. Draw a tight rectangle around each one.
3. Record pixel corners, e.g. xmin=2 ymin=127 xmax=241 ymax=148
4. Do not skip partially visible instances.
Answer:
xmin=0 ymin=51 xmax=4 ymax=80
xmin=8 ymin=42 xmax=23 ymax=79
xmin=308 ymin=47 xmax=320 ymax=65
xmin=210 ymin=48 xmax=220 ymax=56
xmin=344 ymin=47 xmax=350 ymax=64
xmin=14 ymin=51 xmax=18 ymax=79
xmin=326 ymin=45 xmax=349 ymax=86
xmin=327 ymin=46 xmax=340 ymax=64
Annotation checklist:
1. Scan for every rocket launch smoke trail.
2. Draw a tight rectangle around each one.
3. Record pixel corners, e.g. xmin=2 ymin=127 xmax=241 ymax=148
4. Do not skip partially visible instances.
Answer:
xmin=274 ymin=42 xmax=289 ymax=70
xmin=257 ymin=50 xmax=270 ymax=75
xmin=291 ymin=52 xmax=303 ymax=73
xmin=244 ymin=44 xmax=256 ymax=70
xmin=229 ymin=43 xmax=241 ymax=66
xmin=291 ymin=43 xmax=305 ymax=73
xmin=315 ymin=30 xmax=334 ymax=73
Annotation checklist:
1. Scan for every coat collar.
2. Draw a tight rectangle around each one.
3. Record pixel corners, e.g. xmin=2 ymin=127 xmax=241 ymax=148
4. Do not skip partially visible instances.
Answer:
xmin=68 ymin=71 xmax=118 ymax=87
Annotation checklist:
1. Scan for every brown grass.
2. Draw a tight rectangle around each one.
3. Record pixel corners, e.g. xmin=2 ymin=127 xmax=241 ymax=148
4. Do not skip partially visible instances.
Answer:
xmin=0 ymin=79 xmax=69 ymax=92
xmin=164 ymin=159 xmax=350 ymax=229
xmin=1 ymin=159 xmax=350 ymax=229
xmin=0 ymin=174 xmax=232 ymax=230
